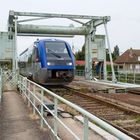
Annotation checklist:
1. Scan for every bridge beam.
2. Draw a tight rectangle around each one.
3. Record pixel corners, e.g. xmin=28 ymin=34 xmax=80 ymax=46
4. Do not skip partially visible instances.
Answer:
xmin=16 ymin=24 xmax=90 ymax=35
xmin=8 ymin=10 xmax=111 ymax=80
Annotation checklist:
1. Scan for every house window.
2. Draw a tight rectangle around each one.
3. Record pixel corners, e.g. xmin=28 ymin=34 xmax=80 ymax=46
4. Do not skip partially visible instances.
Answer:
xmin=119 ymin=65 xmax=123 ymax=69
xmin=135 ymin=64 xmax=140 ymax=69
xmin=138 ymin=56 xmax=140 ymax=61
xmin=130 ymin=64 xmax=135 ymax=69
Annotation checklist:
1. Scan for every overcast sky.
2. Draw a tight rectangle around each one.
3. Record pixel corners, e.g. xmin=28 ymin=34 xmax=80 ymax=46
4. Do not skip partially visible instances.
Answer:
xmin=0 ymin=0 xmax=140 ymax=54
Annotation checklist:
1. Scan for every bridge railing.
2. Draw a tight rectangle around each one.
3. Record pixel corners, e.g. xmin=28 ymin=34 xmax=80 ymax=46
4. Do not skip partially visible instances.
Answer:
xmin=2 ymin=70 xmax=18 ymax=91
xmin=18 ymin=74 xmax=133 ymax=140
xmin=75 ymin=70 xmax=140 ymax=84
xmin=0 ymin=69 xmax=2 ymax=102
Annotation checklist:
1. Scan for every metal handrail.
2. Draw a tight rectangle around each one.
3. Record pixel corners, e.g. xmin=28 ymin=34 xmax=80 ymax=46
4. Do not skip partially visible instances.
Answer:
xmin=18 ymin=74 xmax=134 ymax=140
xmin=75 ymin=70 xmax=140 ymax=84
xmin=0 ymin=69 xmax=2 ymax=102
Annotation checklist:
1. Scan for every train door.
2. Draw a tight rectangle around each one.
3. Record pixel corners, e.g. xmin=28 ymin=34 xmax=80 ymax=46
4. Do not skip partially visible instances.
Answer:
xmin=32 ymin=47 xmax=40 ymax=81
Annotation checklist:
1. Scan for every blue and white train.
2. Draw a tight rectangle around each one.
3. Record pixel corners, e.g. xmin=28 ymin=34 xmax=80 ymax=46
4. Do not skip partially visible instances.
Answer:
xmin=18 ymin=38 xmax=75 ymax=85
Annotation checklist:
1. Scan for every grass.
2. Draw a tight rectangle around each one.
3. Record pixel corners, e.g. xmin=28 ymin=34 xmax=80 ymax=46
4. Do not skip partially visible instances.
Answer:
xmin=136 ymin=116 xmax=140 ymax=123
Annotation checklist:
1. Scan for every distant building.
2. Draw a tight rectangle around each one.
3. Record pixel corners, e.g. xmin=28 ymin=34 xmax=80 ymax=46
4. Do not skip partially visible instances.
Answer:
xmin=0 ymin=32 xmax=14 ymax=70
xmin=75 ymin=60 xmax=85 ymax=66
xmin=114 ymin=48 xmax=140 ymax=73
xmin=75 ymin=60 xmax=116 ymax=67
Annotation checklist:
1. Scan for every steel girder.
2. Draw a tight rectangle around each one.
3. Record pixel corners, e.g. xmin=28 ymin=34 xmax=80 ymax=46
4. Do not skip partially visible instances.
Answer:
xmin=8 ymin=10 xmax=111 ymax=80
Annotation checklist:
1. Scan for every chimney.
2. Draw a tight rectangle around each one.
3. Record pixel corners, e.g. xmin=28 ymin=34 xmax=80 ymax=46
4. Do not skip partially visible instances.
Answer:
xmin=129 ymin=47 xmax=133 ymax=57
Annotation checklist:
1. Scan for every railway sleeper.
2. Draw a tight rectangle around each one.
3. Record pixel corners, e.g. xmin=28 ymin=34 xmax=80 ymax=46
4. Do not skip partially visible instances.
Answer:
xmin=63 ymin=95 xmax=82 ymax=99
xmin=122 ymin=124 xmax=140 ymax=131
xmin=85 ymin=106 xmax=107 ymax=110
xmin=101 ymin=114 xmax=127 ymax=121
xmin=111 ymin=115 xmax=137 ymax=122
xmin=115 ymin=119 xmax=137 ymax=125
xmin=85 ymin=107 xmax=111 ymax=112
xmin=64 ymin=96 xmax=83 ymax=101
xmin=78 ymin=102 xmax=98 ymax=105
xmin=75 ymin=100 xmax=99 ymax=103
xmin=134 ymin=132 xmax=140 ymax=137
xmin=92 ymin=108 xmax=123 ymax=114
xmin=56 ymin=93 xmax=72 ymax=96
xmin=79 ymin=104 xmax=100 ymax=108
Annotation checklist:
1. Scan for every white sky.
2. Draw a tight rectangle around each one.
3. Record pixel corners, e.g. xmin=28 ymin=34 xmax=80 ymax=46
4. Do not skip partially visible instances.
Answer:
xmin=0 ymin=0 xmax=140 ymax=54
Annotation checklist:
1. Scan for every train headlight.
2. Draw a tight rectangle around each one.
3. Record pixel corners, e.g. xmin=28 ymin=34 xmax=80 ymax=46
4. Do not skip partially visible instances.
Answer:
xmin=67 ymin=62 xmax=72 ymax=66
xmin=47 ymin=62 xmax=55 ymax=66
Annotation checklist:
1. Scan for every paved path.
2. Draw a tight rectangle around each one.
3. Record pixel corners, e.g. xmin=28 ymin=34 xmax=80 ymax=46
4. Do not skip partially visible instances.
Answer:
xmin=0 ymin=91 xmax=53 ymax=140
xmin=0 ymin=90 xmax=112 ymax=140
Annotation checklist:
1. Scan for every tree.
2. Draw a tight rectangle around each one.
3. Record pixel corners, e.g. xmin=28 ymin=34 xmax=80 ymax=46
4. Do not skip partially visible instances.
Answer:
xmin=75 ymin=44 xmax=120 ymax=61
xmin=106 ymin=45 xmax=120 ymax=61
xmin=113 ymin=45 xmax=120 ymax=60
xmin=75 ymin=44 xmax=85 ymax=60
xmin=106 ymin=48 xmax=110 ymax=61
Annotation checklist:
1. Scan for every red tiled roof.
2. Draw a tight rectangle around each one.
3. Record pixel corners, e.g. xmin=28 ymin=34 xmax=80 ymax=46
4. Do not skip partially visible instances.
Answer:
xmin=75 ymin=60 xmax=85 ymax=66
xmin=106 ymin=61 xmax=117 ymax=65
xmin=115 ymin=49 xmax=140 ymax=64
xmin=76 ymin=60 xmax=116 ymax=66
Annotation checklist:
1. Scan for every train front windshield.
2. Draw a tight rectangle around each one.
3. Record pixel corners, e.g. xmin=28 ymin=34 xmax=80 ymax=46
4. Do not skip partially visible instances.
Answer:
xmin=45 ymin=42 xmax=70 ymax=59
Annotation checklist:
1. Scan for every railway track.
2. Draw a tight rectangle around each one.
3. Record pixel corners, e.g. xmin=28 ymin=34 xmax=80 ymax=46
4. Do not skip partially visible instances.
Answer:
xmin=46 ymin=86 xmax=140 ymax=140
xmin=128 ymin=88 xmax=140 ymax=95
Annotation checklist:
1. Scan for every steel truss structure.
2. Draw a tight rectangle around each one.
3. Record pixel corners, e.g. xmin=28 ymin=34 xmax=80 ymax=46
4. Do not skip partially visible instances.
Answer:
xmin=8 ymin=10 xmax=116 ymax=82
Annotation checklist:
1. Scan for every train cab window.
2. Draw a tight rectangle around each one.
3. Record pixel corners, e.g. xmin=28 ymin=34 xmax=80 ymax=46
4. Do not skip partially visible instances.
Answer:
xmin=45 ymin=42 xmax=68 ymax=54
xmin=32 ymin=47 xmax=40 ymax=62
xmin=35 ymin=48 xmax=40 ymax=62
xmin=45 ymin=42 xmax=71 ymax=59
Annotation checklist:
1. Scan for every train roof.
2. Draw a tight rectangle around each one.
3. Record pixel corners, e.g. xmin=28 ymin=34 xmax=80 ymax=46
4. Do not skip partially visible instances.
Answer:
xmin=19 ymin=38 xmax=70 ymax=56
xmin=34 ymin=38 xmax=68 ymax=43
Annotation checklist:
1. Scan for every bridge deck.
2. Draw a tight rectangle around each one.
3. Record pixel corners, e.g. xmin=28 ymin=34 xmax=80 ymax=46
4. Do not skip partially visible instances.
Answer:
xmin=0 ymin=91 xmax=53 ymax=140
xmin=0 ymin=89 xmax=116 ymax=140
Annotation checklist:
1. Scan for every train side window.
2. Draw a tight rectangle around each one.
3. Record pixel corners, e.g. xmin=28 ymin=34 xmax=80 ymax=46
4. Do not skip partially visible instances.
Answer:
xmin=35 ymin=47 xmax=40 ymax=62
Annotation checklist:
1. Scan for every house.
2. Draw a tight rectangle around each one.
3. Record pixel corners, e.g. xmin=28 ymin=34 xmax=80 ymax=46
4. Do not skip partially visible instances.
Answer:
xmin=114 ymin=48 xmax=140 ymax=73
xmin=75 ymin=60 xmax=85 ymax=66
xmin=75 ymin=60 xmax=117 ymax=74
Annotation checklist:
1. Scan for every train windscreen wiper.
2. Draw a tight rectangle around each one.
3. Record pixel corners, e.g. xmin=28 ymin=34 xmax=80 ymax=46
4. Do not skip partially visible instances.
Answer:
xmin=48 ymin=49 xmax=61 ymax=58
